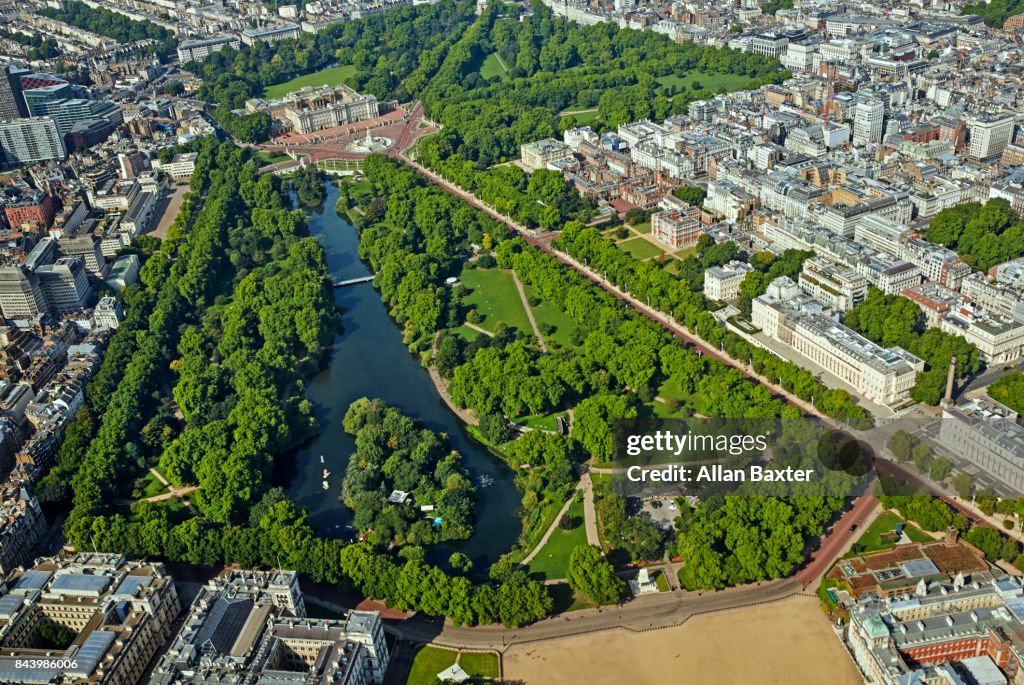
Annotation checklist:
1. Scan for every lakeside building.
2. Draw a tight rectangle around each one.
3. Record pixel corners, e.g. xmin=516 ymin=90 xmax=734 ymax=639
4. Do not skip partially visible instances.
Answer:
xmin=0 ymin=554 xmax=180 ymax=685
xmin=752 ymin=277 xmax=923 ymax=407
xmin=151 ymin=569 xmax=390 ymax=685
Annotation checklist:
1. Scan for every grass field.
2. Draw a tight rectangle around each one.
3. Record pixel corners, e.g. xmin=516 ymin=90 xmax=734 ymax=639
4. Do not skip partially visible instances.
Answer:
xmin=139 ymin=471 xmax=166 ymax=499
xmin=256 ymin=150 xmax=291 ymax=165
xmin=656 ymin=71 xmax=752 ymax=95
xmin=617 ymin=236 xmax=665 ymax=261
xmin=458 ymin=652 xmax=500 ymax=679
xmin=655 ymin=570 xmax=670 ymax=592
xmin=480 ymin=52 xmax=510 ymax=81
xmin=512 ymin=410 xmax=567 ymax=432
xmin=407 ymin=647 xmax=458 ymax=685
xmin=264 ymin=64 xmax=357 ymax=99
xmin=849 ymin=512 xmax=932 ymax=556
xmin=447 ymin=325 xmax=487 ymax=343
xmin=632 ymin=221 xmax=652 ymax=234
xmin=460 ymin=267 xmax=532 ymax=333
xmin=561 ymin=109 xmax=600 ymax=125
xmin=523 ymin=283 xmax=582 ymax=349
xmin=526 ymin=496 xmax=587 ymax=581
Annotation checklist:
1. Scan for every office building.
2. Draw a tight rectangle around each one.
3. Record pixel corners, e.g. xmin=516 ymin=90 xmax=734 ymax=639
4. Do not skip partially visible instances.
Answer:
xmin=240 ymin=23 xmax=301 ymax=46
xmin=0 ymin=267 xmax=46 ymax=320
xmin=0 ymin=118 xmax=66 ymax=165
xmin=0 ymin=67 xmax=27 ymax=120
xmin=940 ymin=399 xmax=1024 ymax=495
xmin=853 ymin=98 xmax=884 ymax=147
xmin=151 ymin=569 xmax=390 ymax=685
xmin=36 ymin=257 xmax=91 ymax=314
xmin=651 ymin=205 xmax=702 ymax=250
xmin=752 ymin=277 xmax=923 ymax=407
xmin=799 ymin=256 xmax=868 ymax=312
xmin=30 ymin=98 xmax=122 ymax=136
xmin=105 ymin=255 xmax=139 ymax=293
xmin=704 ymin=260 xmax=753 ymax=301
xmin=94 ymin=296 xmax=123 ymax=329
xmin=0 ymin=554 xmax=180 ymax=685
xmin=159 ymin=153 xmax=197 ymax=180
xmin=968 ymin=114 xmax=1014 ymax=161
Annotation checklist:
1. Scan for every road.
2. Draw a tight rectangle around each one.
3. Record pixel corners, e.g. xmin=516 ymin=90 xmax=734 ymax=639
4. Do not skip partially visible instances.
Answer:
xmin=581 ymin=472 xmax=600 ymax=547
xmin=389 ymin=577 xmax=804 ymax=650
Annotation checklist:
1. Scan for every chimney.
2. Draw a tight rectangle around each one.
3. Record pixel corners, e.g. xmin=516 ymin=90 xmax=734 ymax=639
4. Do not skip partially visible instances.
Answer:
xmin=942 ymin=354 xmax=957 ymax=408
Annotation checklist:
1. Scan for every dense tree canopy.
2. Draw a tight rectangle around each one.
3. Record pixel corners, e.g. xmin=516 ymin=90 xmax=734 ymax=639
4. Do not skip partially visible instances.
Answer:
xmin=925 ymin=199 xmax=1024 ymax=272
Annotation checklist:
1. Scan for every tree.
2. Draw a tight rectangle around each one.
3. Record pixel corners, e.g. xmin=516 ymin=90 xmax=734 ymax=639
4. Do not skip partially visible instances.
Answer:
xmin=567 ymin=544 xmax=624 ymax=604
xmin=449 ymin=552 xmax=473 ymax=572
xmin=672 ymin=185 xmax=707 ymax=206
xmin=989 ymin=372 xmax=1024 ymax=415
xmin=479 ymin=412 xmax=512 ymax=444
xmin=887 ymin=430 xmax=916 ymax=463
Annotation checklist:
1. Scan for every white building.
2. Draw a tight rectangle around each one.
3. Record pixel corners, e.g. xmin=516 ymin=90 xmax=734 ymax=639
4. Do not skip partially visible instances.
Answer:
xmin=704 ymin=260 xmax=753 ymax=301
xmin=752 ymin=277 xmax=923 ymax=407
xmin=853 ymin=98 xmax=884 ymax=147
xmin=968 ymin=113 xmax=1014 ymax=162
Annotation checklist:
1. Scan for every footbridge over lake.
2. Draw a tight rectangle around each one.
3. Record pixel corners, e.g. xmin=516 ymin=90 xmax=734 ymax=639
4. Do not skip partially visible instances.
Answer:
xmin=333 ymin=275 xmax=375 ymax=288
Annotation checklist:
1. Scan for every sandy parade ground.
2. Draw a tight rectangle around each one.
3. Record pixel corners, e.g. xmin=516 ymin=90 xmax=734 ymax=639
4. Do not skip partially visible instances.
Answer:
xmin=502 ymin=596 xmax=862 ymax=685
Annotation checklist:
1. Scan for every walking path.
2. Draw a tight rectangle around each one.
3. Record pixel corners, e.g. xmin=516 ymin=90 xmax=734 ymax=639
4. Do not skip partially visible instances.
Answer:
xmin=463 ymin=321 xmax=494 ymax=338
xmin=429 ymin=332 xmax=478 ymax=425
xmin=520 ymin=485 xmax=582 ymax=566
xmin=581 ymin=471 xmax=600 ymax=547
xmin=512 ymin=272 xmax=547 ymax=352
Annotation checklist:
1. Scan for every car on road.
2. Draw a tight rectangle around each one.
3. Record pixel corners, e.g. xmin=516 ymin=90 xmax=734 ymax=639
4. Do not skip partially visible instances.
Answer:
xmin=849 ymin=524 xmax=858 ymax=533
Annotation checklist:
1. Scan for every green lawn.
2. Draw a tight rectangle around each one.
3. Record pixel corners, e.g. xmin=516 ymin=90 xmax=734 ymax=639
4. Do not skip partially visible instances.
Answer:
xmin=523 ymin=283 xmax=583 ymax=349
xmin=673 ymin=246 xmax=698 ymax=260
xmin=480 ymin=52 xmax=510 ymax=81
xmin=561 ymin=109 xmax=600 ymax=125
xmin=655 ymin=570 xmax=670 ymax=592
xmin=849 ymin=512 xmax=931 ymax=556
xmin=656 ymin=71 xmax=752 ymax=96
xmin=617 ymin=236 xmax=665 ymax=261
xmin=526 ymin=496 xmax=587 ymax=581
xmin=447 ymin=325 xmax=486 ymax=343
xmin=460 ymin=267 xmax=532 ymax=333
xmin=256 ymin=150 xmax=291 ymax=165
xmin=407 ymin=647 xmax=459 ymax=685
xmin=639 ymin=400 xmax=679 ymax=419
xmin=140 ymin=471 xmax=167 ymax=499
xmin=631 ymin=221 xmax=652 ymax=234
xmin=656 ymin=377 xmax=697 ymax=409
xmin=457 ymin=652 xmax=499 ymax=679
xmin=263 ymin=64 xmax=357 ymax=99
xmin=512 ymin=410 xmax=567 ymax=432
